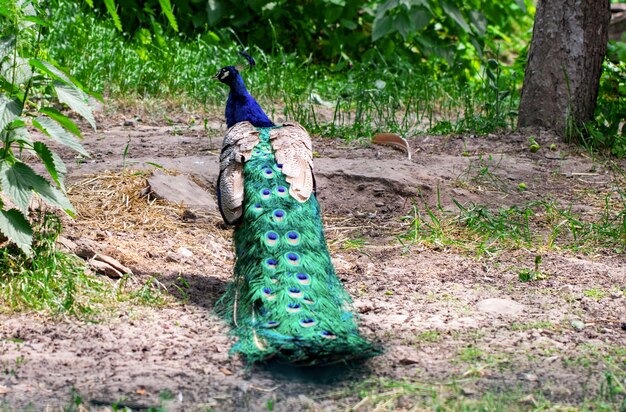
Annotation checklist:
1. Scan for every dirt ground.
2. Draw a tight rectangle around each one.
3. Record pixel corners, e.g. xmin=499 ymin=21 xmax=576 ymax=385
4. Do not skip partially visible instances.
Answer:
xmin=1 ymin=111 xmax=625 ymax=411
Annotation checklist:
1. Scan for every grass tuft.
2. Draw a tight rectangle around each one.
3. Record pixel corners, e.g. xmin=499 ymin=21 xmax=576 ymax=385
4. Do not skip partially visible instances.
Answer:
xmin=0 ymin=212 xmax=103 ymax=315
xmin=0 ymin=211 xmax=171 ymax=318
xmin=399 ymin=189 xmax=626 ymax=257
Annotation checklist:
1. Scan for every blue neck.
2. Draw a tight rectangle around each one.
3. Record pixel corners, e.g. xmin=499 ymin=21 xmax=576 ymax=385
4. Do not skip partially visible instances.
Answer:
xmin=225 ymin=74 xmax=275 ymax=129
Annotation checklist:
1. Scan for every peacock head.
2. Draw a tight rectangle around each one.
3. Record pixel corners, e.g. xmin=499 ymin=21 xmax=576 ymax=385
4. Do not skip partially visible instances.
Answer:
xmin=213 ymin=66 xmax=241 ymax=86
xmin=214 ymin=51 xmax=256 ymax=86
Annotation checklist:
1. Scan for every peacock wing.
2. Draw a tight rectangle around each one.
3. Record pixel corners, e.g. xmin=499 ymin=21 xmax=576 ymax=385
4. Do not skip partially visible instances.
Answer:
xmin=218 ymin=121 xmax=261 ymax=224
xmin=269 ymin=122 xmax=314 ymax=203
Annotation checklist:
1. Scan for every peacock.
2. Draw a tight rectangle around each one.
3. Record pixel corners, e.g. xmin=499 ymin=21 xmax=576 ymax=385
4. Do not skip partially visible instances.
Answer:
xmin=214 ymin=53 xmax=377 ymax=365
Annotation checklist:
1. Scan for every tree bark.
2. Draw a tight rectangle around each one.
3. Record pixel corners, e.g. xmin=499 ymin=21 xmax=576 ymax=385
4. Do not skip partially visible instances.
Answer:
xmin=518 ymin=0 xmax=611 ymax=137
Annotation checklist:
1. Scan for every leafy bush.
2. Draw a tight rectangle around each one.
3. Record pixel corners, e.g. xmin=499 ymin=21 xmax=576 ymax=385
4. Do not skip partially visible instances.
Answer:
xmin=0 ymin=0 xmax=97 ymax=253
xmin=84 ymin=0 xmax=533 ymax=70
xmin=586 ymin=41 xmax=626 ymax=157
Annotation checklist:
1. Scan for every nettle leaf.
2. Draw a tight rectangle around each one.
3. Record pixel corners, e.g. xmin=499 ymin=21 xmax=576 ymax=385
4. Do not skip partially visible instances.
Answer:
xmin=409 ymin=7 xmax=431 ymax=33
xmin=440 ymin=0 xmax=471 ymax=34
xmin=410 ymin=0 xmax=431 ymax=12
xmin=372 ymin=15 xmax=394 ymax=41
xmin=395 ymin=12 xmax=412 ymax=39
xmin=513 ymin=0 xmax=526 ymax=13
xmin=0 ymin=208 xmax=33 ymax=255
xmin=53 ymin=82 xmax=96 ymax=130
xmin=0 ymin=35 xmax=16 ymax=61
xmin=325 ymin=0 xmax=346 ymax=6
xmin=84 ymin=0 xmax=94 ymax=7
xmin=0 ymin=160 xmax=32 ymax=214
xmin=32 ymin=116 xmax=89 ymax=156
xmin=158 ymin=0 xmax=179 ymax=32
xmin=39 ymin=107 xmax=82 ymax=138
xmin=376 ymin=0 xmax=400 ymax=19
xmin=206 ymin=0 xmax=225 ymax=26
xmin=104 ymin=0 xmax=123 ymax=31
xmin=34 ymin=141 xmax=65 ymax=191
xmin=0 ymin=94 xmax=23 ymax=131
xmin=29 ymin=59 xmax=73 ymax=85
xmin=9 ymin=124 xmax=32 ymax=146
xmin=0 ymin=161 xmax=74 ymax=216
xmin=0 ymin=56 xmax=33 ymax=85
xmin=469 ymin=10 xmax=487 ymax=36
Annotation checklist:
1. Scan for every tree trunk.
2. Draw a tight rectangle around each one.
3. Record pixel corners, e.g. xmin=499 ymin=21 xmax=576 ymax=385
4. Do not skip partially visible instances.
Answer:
xmin=518 ymin=0 xmax=611 ymax=137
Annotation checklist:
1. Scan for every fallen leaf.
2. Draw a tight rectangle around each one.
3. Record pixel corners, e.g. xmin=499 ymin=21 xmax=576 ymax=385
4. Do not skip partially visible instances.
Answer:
xmin=219 ymin=367 xmax=233 ymax=376
xmin=136 ymin=389 xmax=146 ymax=395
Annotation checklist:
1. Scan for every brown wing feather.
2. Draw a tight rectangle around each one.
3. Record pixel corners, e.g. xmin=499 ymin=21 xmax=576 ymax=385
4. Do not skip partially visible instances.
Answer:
xmin=218 ymin=122 xmax=260 ymax=224
xmin=270 ymin=122 xmax=314 ymax=203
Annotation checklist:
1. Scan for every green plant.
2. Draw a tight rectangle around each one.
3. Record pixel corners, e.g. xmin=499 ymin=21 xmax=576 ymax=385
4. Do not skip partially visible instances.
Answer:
xmin=400 ymin=193 xmax=626 ymax=257
xmin=0 ymin=212 xmax=105 ymax=315
xmin=584 ymin=42 xmax=626 ymax=157
xmin=0 ymin=0 xmax=97 ymax=253
xmin=82 ymin=0 xmax=533 ymax=70
xmin=456 ymin=153 xmax=506 ymax=192
xmin=518 ymin=255 xmax=545 ymax=282
xmin=583 ymin=288 xmax=608 ymax=301
xmin=528 ymin=135 xmax=540 ymax=152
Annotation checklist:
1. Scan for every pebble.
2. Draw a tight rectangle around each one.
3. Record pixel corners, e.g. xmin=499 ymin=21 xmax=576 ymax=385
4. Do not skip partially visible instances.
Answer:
xmin=571 ymin=320 xmax=585 ymax=331
xmin=476 ymin=298 xmax=525 ymax=316
xmin=177 ymin=247 xmax=193 ymax=258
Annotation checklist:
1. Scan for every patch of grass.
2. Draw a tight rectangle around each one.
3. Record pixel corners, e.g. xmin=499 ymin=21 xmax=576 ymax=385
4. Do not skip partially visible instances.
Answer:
xmin=117 ymin=274 xmax=169 ymax=307
xmin=0 ymin=212 xmax=104 ymax=316
xmin=561 ymin=344 xmax=626 ymax=410
xmin=458 ymin=345 xmax=485 ymax=363
xmin=339 ymin=345 xmax=625 ymax=411
xmin=455 ymin=154 xmax=507 ymax=192
xmin=399 ymin=190 xmax=626 ymax=257
xmin=509 ymin=320 xmax=555 ymax=331
xmin=341 ymin=238 xmax=367 ymax=252
xmin=583 ymin=288 xmax=609 ymax=301
xmin=0 ymin=212 xmax=171 ymax=317
xmin=416 ymin=330 xmax=442 ymax=343
xmin=337 ymin=377 xmax=562 ymax=411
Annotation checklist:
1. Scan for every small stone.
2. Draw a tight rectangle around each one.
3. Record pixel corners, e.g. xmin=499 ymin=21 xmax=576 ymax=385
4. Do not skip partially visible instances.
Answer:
xmin=476 ymin=298 xmax=525 ymax=316
xmin=93 ymin=253 xmax=133 ymax=275
xmin=519 ymin=395 xmax=537 ymax=407
xmin=148 ymin=170 xmax=217 ymax=211
xmin=461 ymin=387 xmax=477 ymax=396
xmin=123 ymin=119 xmax=136 ymax=127
xmin=609 ymin=290 xmax=623 ymax=299
xmin=88 ymin=258 xmax=123 ymax=279
xmin=219 ymin=367 xmax=233 ymax=376
xmin=519 ymin=372 xmax=538 ymax=382
xmin=395 ymin=345 xmax=421 ymax=365
xmin=375 ymin=202 xmax=385 ymax=207
xmin=177 ymin=247 xmax=193 ymax=258
xmin=571 ymin=320 xmax=585 ymax=331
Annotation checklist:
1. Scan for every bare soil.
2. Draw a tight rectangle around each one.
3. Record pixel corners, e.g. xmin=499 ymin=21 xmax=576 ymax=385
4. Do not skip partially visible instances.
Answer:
xmin=1 ymin=113 xmax=625 ymax=411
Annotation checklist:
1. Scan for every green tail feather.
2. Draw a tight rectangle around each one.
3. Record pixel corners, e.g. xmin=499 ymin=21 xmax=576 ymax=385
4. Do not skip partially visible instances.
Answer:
xmin=216 ymin=127 xmax=378 ymax=365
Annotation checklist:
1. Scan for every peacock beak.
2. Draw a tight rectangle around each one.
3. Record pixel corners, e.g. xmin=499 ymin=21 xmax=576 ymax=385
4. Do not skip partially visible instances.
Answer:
xmin=212 ymin=72 xmax=220 ymax=81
